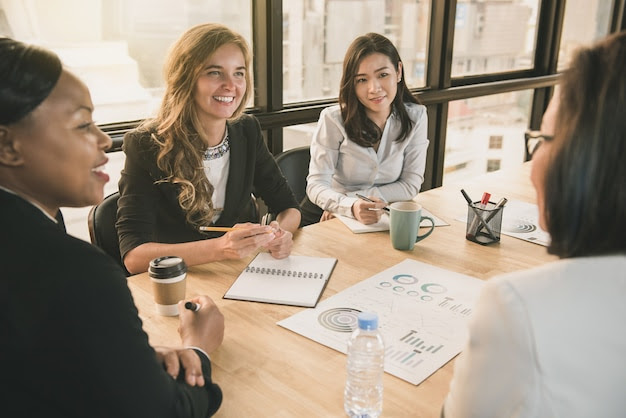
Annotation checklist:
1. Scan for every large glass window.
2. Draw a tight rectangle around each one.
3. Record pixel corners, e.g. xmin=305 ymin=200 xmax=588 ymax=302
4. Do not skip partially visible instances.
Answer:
xmin=451 ymin=0 xmax=540 ymax=77
xmin=283 ymin=0 xmax=431 ymax=103
xmin=557 ymin=0 xmax=612 ymax=70
xmin=284 ymin=122 xmax=318 ymax=151
xmin=1 ymin=0 xmax=252 ymax=241
xmin=443 ymin=90 xmax=533 ymax=185
xmin=0 ymin=0 xmax=252 ymax=124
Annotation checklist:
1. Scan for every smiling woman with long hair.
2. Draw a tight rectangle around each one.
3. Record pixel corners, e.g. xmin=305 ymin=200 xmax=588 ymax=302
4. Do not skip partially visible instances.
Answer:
xmin=117 ymin=23 xmax=301 ymax=274
xmin=300 ymin=32 xmax=429 ymax=227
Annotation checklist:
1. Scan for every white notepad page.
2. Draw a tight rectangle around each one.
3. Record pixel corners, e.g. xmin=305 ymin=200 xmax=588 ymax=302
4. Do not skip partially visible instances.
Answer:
xmin=224 ymin=252 xmax=337 ymax=307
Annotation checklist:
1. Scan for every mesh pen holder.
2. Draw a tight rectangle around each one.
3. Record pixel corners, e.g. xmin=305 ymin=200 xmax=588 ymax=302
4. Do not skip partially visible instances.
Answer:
xmin=466 ymin=201 xmax=504 ymax=245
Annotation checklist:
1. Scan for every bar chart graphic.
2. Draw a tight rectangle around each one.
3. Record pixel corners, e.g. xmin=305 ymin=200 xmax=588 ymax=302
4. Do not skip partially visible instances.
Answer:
xmin=399 ymin=330 xmax=443 ymax=354
xmin=278 ymin=259 xmax=484 ymax=385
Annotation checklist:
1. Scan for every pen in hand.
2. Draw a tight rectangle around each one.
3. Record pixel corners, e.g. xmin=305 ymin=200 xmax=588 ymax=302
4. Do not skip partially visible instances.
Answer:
xmin=355 ymin=193 xmax=390 ymax=213
xmin=184 ymin=301 xmax=201 ymax=312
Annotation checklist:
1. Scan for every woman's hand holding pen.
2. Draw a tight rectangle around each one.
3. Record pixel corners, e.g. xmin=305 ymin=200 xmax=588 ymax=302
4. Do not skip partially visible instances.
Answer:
xmin=352 ymin=196 xmax=387 ymax=224
xmin=263 ymin=220 xmax=293 ymax=259
xmin=154 ymin=295 xmax=224 ymax=387
xmin=178 ymin=295 xmax=225 ymax=357
xmin=215 ymin=223 xmax=275 ymax=260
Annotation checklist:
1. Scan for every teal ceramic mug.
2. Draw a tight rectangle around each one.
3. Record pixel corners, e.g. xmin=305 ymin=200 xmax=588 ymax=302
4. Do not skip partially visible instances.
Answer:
xmin=389 ymin=201 xmax=435 ymax=250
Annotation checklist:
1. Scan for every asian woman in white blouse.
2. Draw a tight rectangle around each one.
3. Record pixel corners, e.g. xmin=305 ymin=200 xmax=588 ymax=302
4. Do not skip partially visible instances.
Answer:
xmin=300 ymin=32 xmax=429 ymax=227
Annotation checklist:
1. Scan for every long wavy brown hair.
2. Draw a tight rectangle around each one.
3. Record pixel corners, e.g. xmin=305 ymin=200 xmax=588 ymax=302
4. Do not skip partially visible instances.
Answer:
xmin=339 ymin=32 xmax=419 ymax=147
xmin=147 ymin=23 xmax=252 ymax=228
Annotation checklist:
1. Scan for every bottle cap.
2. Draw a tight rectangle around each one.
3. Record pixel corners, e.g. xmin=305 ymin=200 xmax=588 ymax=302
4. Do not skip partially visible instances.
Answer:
xmin=357 ymin=312 xmax=379 ymax=330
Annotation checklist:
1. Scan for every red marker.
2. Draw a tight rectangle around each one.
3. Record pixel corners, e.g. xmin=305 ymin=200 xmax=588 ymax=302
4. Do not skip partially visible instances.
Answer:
xmin=480 ymin=192 xmax=491 ymax=208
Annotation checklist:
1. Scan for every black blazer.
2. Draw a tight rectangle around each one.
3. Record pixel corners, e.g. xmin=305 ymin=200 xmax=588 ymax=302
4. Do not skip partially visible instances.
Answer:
xmin=117 ymin=114 xmax=299 ymax=259
xmin=0 ymin=189 xmax=222 ymax=417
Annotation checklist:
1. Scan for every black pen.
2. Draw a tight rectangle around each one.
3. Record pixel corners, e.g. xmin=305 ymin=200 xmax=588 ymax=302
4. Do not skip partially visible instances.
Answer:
xmin=184 ymin=301 xmax=201 ymax=312
xmin=460 ymin=189 xmax=498 ymax=240
xmin=355 ymin=193 xmax=390 ymax=213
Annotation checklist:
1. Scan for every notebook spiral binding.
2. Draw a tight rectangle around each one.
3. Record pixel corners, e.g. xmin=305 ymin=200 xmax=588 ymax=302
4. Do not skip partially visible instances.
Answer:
xmin=244 ymin=266 xmax=324 ymax=279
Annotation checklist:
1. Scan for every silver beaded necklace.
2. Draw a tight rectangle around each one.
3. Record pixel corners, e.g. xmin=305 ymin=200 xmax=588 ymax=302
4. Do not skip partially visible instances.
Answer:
xmin=203 ymin=136 xmax=230 ymax=161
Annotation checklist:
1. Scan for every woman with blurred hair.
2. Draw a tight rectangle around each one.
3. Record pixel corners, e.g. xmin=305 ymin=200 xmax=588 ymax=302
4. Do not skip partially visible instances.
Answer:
xmin=118 ymin=23 xmax=300 ymax=274
xmin=443 ymin=31 xmax=626 ymax=417
xmin=301 ymin=32 xmax=428 ymax=226
xmin=0 ymin=37 xmax=224 ymax=417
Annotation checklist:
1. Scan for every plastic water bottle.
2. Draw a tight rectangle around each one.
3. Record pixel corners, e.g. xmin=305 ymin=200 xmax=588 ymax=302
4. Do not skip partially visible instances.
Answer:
xmin=344 ymin=312 xmax=385 ymax=418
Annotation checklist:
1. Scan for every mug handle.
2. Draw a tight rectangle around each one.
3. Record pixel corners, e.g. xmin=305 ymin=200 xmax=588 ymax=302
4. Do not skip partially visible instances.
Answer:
xmin=415 ymin=216 xmax=435 ymax=242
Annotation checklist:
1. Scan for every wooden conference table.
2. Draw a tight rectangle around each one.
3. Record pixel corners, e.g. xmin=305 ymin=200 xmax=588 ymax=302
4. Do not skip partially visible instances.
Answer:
xmin=127 ymin=162 xmax=557 ymax=417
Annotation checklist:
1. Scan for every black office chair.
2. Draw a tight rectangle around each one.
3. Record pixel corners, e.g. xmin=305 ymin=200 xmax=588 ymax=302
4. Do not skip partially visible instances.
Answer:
xmin=88 ymin=191 xmax=127 ymax=274
xmin=275 ymin=145 xmax=311 ymax=203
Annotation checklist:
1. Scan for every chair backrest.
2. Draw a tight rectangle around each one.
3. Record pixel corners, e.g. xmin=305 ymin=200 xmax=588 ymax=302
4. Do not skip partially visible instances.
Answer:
xmin=275 ymin=146 xmax=311 ymax=203
xmin=88 ymin=191 xmax=126 ymax=273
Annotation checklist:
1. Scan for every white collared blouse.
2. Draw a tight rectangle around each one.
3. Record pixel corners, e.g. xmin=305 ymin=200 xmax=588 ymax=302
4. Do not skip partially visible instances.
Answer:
xmin=306 ymin=102 xmax=429 ymax=217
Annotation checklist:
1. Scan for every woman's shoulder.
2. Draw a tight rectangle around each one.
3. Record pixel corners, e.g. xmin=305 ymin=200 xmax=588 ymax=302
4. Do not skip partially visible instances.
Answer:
xmin=489 ymin=255 xmax=626 ymax=296
xmin=230 ymin=113 xmax=260 ymax=129
xmin=320 ymin=104 xmax=342 ymax=120
xmin=44 ymin=231 xmax=127 ymax=283
xmin=123 ymin=123 xmax=158 ymax=154
xmin=402 ymin=102 xmax=426 ymax=119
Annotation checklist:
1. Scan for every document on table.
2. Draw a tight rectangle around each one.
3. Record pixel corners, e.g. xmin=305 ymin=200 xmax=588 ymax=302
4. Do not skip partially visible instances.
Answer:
xmin=335 ymin=207 xmax=448 ymax=234
xmin=278 ymin=259 xmax=484 ymax=385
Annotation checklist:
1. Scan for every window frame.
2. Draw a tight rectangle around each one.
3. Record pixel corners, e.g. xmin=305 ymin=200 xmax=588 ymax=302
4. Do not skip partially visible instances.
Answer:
xmin=100 ymin=0 xmax=626 ymax=191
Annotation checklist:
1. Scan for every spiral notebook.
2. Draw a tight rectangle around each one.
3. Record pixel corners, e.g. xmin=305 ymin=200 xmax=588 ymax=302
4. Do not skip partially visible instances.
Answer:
xmin=224 ymin=252 xmax=338 ymax=307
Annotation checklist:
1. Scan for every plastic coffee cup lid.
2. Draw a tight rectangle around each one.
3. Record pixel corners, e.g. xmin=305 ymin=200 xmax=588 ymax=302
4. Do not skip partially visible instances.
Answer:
xmin=148 ymin=256 xmax=187 ymax=279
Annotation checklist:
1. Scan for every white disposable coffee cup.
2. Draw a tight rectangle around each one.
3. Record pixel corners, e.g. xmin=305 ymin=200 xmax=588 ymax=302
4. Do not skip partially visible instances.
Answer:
xmin=149 ymin=256 xmax=187 ymax=316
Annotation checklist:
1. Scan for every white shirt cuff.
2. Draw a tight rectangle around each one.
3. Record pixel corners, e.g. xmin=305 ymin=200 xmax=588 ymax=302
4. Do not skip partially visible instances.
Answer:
xmin=186 ymin=346 xmax=210 ymax=361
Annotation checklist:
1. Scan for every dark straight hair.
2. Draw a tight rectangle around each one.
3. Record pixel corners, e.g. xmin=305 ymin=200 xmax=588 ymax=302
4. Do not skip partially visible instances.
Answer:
xmin=544 ymin=30 xmax=626 ymax=258
xmin=0 ymin=38 xmax=62 ymax=125
xmin=339 ymin=32 xmax=419 ymax=148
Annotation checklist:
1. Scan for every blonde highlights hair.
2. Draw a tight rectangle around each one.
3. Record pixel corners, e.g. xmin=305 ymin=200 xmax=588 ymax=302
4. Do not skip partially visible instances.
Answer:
xmin=150 ymin=23 xmax=252 ymax=227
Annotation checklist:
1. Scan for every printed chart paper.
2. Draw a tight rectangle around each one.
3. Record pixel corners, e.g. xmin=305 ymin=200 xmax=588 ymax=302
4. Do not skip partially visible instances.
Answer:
xmin=499 ymin=200 xmax=551 ymax=246
xmin=278 ymin=259 xmax=484 ymax=385
xmin=335 ymin=207 xmax=448 ymax=234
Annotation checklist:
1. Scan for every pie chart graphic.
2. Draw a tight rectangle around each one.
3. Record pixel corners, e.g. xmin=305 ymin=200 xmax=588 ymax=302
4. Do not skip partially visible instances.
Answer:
xmin=503 ymin=219 xmax=537 ymax=234
xmin=318 ymin=307 xmax=362 ymax=332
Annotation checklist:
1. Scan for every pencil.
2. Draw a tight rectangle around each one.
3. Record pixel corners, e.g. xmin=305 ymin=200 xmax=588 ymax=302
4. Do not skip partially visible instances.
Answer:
xmin=198 ymin=226 xmax=236 ymax=232
xmin=198 ymin=225 xmax=275 ymax=234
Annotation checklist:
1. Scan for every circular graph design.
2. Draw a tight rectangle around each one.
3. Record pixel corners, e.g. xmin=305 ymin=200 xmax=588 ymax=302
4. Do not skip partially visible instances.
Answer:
xmin=503 ymin=219 xmax=537 ymax=234
xmin=393 ymin=274 xmax=418 ymax=285
xmin=421 ymin=283 xmax=447 ymax=294
xmin=318 ymin=308 xmax=362 ymax=332
xmin=379 ymin=281 xmax=392 ymax=287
